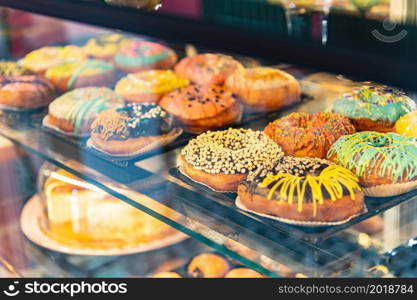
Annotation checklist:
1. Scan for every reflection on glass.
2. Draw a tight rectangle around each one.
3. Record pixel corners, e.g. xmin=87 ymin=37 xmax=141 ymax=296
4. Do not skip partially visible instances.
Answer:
xmin=283 ymin=0 xmax=333 ymax=44
xmin=104 ymin=0 xmax=163 ymax=10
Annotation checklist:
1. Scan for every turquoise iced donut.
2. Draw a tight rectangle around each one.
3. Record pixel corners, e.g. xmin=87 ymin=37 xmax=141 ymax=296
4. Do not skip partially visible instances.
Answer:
xmin=332 ymin=85 xmax=416 ymax=132
xmin=327 ymin=131 xmax=417 ymax=196
xmin=113 ymin=40 xmax=177 ymax=73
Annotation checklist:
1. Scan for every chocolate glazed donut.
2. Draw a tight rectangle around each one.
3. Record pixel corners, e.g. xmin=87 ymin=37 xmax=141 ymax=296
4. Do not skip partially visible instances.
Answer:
xmin=0 ymin=75 xmax=55 ymax=108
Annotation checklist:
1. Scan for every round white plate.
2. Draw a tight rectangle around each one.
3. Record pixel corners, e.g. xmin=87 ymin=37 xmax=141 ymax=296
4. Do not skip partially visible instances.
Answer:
xmin=20 ymin=195 xmax=187 ymax=256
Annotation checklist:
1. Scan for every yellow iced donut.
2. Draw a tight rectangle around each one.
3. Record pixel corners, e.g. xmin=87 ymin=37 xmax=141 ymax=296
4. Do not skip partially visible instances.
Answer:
xmin=115 ymin=70 xmax=189 ymax=103
xmin=395 ymin=111 xmax=417 ymax=138
xmin=22 ymin=46 xmax=86 ymax=74
xmin=83 ymin=34 xmax=132 ymax=60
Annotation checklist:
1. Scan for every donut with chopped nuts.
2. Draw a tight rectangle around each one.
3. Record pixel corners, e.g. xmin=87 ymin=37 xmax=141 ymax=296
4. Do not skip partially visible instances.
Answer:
xmin=159 ymin=84 xmax=243 ymax=134
xmin=237 ymin=156 xmax=365 ymax=223
xmin=179 ymin=128 xmax=284 ymax=192
xmin=91 ymin=103 xmax=179 ymax=156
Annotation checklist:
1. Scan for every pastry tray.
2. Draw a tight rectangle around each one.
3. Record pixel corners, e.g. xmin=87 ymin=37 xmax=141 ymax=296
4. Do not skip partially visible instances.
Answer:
xmin=168 ymin=168 xmax=417 ymax=241
xmin=34 ymin=93 xmax=313 ymax=184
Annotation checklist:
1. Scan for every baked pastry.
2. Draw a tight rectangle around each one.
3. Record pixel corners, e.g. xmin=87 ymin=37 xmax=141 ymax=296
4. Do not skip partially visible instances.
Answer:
xmin=395 ymin=111 xmax=417 ymax=138
xmin=152 ymin=272 xmax=182 ymax=278
xmin=174 ymin=53 xmax=243 ymax=86
xmin=0 ymin=61 xmax=31 ymax=76
xmin=113 ymin=40 xmax=177 ymax=73
xmin=332 ymin=85 xmax=416 ymax=132
xmin=43 ymin=168 xmax=179 ymax=249
xmin=90 ymin=103 xmax=179 ymax=156
xmin=22 ymin=45 xmax=86 ymax=75
xmin=225 ymin=67 xmax=301 ymax=111
xmin=179 ymin=128 xmax=284 ymax=192
xmin=0 ymin=75 xmax=55 ymax=108
xmin=187 ymin=253 xmax=230 ymax=278
xmin=327 ymin=131 xmax=417 ymax=197
xmin=264 ymin=112 xmax=356 ymax=159
xmin=83 ymin=34 xmax=132 ymax=60
xmin=159 ymin=84 xmax=242 ymax=133
xmin=45 ymin=87 xmax=124 ymax=136
xmin=224 ymin=268 xmax=264 ymax=278
xmin=115 ymin=70 xmax=189 ymax=103
xmin=237 ymin=156 xmax=364 ymax=223
xmin=45 ymin=59 xmax=116 ymax=92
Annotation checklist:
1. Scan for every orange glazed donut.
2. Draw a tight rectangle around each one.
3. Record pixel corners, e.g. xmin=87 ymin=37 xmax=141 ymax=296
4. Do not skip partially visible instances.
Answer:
xmin=264 ymin=112 xmax=356 ymax=159
xmin=174 ymin=53 xmax=243 ymax=86
xmin=225 ymin=67 xmax=301 ymax=111
xmin=159 ymin=84 xmax=242 ymax=134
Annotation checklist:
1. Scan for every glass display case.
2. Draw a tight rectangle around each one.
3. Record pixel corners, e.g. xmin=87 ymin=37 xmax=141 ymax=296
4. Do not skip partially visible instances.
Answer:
xmin=0 ymin=0 xmax=416 ymax=278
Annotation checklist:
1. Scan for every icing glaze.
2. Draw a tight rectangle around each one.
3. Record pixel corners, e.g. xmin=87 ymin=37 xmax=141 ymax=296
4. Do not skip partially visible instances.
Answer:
xmin=48 ymin=87 xmax=124 ymax=134
xmin=395 ymin=111 xmax=417 ymax=138
xmin=264 ymin=112 xmax=355 ymax=158
xmin=333 ymin=85 xmax=416 ymax=123
xmin=91 ymin=103 xmax=173 ymax=140
xmin=114 ymin=41 xmax=172 ymax=67
xmin=45 ymin=59 xmax=114 ymax=90
xmin=84 ymin=34 xmax=131 ymax=57
xmin=327 ymin=131 xmax=417 ymax=183
xmin=22 ymin=46 xmax=86 ymax=72
xmin=115 ymin=70 xmax=188 ymax=94
xmin=248 ymin=156 xmax=361 ymax=216
xmin=0 ymin=61 xmax=30 ymax=76
xmin=258 ymin=164 xmax=361 ymax=216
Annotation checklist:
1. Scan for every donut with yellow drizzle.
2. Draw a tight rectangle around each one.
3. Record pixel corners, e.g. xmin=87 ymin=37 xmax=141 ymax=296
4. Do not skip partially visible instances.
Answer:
xmin=237 ymin=156 xmax=364 ymax=223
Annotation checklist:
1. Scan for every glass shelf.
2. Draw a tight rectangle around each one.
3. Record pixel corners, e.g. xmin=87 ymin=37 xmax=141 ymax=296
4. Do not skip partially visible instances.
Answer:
xmin=0 ymin=3 xmax=416 ymax=278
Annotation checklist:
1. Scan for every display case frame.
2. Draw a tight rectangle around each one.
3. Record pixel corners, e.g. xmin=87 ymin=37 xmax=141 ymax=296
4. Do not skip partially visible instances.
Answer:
xmin=0 ymin=0 xmax=416 ymax=278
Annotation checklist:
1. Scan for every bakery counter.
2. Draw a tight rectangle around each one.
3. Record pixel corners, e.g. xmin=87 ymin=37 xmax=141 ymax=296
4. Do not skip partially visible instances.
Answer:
xmin=1 ymin=71 xmax=417 ymax=277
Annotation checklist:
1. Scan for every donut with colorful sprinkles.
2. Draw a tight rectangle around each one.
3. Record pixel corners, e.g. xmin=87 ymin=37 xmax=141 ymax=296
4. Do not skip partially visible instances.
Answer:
xmin=91 ymin=103 xmax=179 ymax=156
xmin=264 ymin=112 xmax=356 ymax=159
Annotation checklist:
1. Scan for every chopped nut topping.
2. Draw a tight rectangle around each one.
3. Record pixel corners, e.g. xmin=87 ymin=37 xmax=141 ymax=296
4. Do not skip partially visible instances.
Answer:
xmin=181 ymin=128 xmax=284 ymax=174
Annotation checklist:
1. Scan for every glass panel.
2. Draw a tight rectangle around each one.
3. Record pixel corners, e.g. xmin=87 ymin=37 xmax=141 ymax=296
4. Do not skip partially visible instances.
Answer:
xmin=0 ymin=5 xmax=416 ymax=278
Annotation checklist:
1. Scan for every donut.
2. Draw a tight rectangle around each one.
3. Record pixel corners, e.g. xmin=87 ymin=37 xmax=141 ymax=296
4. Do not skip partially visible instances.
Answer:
xmin=0 ymin=61 xmax=31 ymax=76
xmin=224 ymin=268 xmax=264 ymax=278
xmin=113 ymin=40 xmax=177 ymax=73
xmin=237 ymin=156 xmax=364 ymax=223
xmin=332 ymin=85 xmax=416 ymax=132
xmin=264 ymin=112 xmax=356 ymax=159
xmin=90 ymin=103 xmax=178 ymax=156
xmin=0 ymin=75 xmax=55 ymax=108
xmin=395 ymin=111 xmax=417 ymax=138
xmin=187 ymin=253 xmax=230 ymax=278
xmin=180 ymin=128 xmax=284 ymax=192
xmin=83 ymin=34 xmax=132 ymax=60
xmin=152 ymin=272 xmax=182 ymax=278
xmin=159 ymin=84 xmax=242 ymax=133
xmin=327 ymin=131 xmax=417 ymax=197
xmin=45 ymin=59 xmax=115 ymax=92
xmin=115 ymin=70 xmax=189 ymax=103
xmin=225 ymin=67 xmax=301 ymax=111
xmin=46 ymin=87 xmax=124 ymax=136
xmin=174 ymin=53 xmax=243 ymax=86
xmin=22 ymin=45 xmax=86 ymax=75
